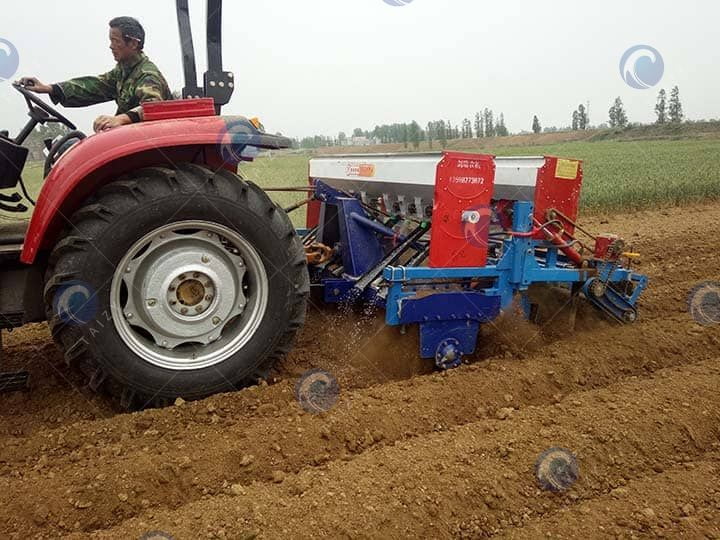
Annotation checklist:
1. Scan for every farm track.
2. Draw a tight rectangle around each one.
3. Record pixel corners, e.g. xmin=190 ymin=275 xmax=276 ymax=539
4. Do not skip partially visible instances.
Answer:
xmin=0 ymin=202 xmax=719 ymax=539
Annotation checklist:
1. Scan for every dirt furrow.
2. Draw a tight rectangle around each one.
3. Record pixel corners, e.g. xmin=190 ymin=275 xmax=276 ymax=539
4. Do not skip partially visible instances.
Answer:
xmin=0 ymin=200 xmax=718 ymax=539
xmin=1 ymin=299 xmax=718 ymax=537
xmin=499 ymin=454 xmax=720 ymax=539
xmin=66 ymin=358 xmax=720 ymax=539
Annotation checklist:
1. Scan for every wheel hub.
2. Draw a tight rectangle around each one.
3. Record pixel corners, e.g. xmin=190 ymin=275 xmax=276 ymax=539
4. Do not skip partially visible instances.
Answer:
xmin=110 ymin=221 xmax=268 ymax=371
xmin=169 ymin=273 xmax=215 ymax=315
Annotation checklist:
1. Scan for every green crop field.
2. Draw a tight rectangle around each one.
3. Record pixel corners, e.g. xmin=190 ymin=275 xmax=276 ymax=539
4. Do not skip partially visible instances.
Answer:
xmin=489 ymin=139 xmax=720 ymax=212
xmin=7 ymin=137 xmax=720 ymax=227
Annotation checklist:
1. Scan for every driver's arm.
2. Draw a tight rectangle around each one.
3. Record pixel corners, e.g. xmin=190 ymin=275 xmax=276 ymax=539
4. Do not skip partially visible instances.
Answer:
xmin=49 ymin=68 xmax=119 ymax=108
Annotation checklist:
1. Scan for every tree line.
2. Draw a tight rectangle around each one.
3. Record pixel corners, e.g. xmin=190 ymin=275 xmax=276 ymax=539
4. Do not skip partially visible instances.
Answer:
xmin=527 ymin=86 xmax=684 ymax=135
xmin=296 ymin=109 xmax=509 ymax=149
xmin=604 ymin=86 xmax=683 ymax=129
xmin=296 ymin=87 xmax=687 ymax=148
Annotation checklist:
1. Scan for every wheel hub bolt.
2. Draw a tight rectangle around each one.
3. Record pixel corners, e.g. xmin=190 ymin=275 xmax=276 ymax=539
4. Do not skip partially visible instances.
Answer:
xmin=147 ymin=299 xmax=157 ymax=307
xmin=195 ymin=306 xmax=204 ymax=313
xmin=181 ymin=308 xmax=189 ymax=315
xmin=201 ymin=255 xmax=210 ymax=264
xmin=212 ymin=316 xmax=221 ymax=325
xmin=205 ymin=295 xmax=213 ymax=302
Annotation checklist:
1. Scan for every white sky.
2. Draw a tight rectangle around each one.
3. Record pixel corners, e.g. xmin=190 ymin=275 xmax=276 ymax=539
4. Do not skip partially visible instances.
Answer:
xmin=1 ymin=0 xmax=718 ymax=138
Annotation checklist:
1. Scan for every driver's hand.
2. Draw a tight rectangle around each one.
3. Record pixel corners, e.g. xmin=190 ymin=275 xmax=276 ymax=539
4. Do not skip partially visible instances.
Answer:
xmin=93 ymin=114 xmax=132 ymax=133
xmin=15 ymin=77 xmax=52 ymax=94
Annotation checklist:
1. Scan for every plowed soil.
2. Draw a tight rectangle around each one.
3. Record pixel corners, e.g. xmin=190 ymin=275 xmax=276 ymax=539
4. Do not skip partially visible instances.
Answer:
xmin=1 ymin=202 xmax=719 ymax=539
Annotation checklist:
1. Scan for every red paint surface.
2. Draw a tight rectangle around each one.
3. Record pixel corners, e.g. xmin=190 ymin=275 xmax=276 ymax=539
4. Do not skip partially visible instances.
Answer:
xmin=594 ymin=234 xmax=621 ymax=260
xmin=21 ymin=115 xmax=237 ymax=264
xmin=142 ymin=98 xmax=216 ymax=121
xmin=429 ymin=152 xmax=496 ymax=268
xmin=533 ymin=156 xmax=584 ymax=239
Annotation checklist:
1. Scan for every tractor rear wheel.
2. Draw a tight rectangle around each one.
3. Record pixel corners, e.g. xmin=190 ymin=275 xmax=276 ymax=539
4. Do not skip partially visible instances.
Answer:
xmin=44 ymin=164 xmax=308 ymax=409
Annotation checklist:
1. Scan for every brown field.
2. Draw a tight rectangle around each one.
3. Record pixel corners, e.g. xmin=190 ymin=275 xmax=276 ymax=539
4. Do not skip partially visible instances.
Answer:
xmin=1 ymin=201 xmax=719 ymax=539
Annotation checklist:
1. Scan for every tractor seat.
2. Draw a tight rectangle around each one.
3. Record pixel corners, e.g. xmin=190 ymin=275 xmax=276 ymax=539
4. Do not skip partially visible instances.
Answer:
xmin=0 ymin=220 xmax=28 ymax=246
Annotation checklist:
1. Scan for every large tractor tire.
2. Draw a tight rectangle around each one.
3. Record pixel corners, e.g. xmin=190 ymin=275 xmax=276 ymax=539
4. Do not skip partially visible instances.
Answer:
xmin=43 ymin=164 xmax=309 ymax=409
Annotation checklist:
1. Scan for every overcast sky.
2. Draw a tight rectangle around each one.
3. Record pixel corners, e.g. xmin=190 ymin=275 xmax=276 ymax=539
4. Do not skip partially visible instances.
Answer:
xmin=1 ymin=0 xmax=718 ymax=138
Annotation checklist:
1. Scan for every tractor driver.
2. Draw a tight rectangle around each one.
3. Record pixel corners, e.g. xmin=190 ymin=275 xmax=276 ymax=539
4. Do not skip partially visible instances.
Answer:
xmin=17 ymin=17 xmax=172 ymax=133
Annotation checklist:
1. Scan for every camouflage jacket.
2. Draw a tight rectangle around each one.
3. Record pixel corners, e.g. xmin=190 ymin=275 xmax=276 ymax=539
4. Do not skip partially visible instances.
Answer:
xmin=50 ymin=53 xmax=172 ymax=122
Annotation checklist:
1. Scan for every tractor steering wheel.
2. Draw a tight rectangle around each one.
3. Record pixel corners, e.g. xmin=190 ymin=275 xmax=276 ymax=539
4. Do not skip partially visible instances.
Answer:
xmin=13 ymin=82 xmax=77 ymax=131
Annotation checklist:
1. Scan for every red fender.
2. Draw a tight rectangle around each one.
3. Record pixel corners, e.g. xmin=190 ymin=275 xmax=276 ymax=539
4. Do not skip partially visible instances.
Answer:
xmin=21 ymin=114 xmax=290 ymax=264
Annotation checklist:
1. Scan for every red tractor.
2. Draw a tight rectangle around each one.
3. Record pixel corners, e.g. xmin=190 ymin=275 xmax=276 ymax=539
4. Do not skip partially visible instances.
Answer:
xmin=0 ymin=0 xmax=308 ymax=408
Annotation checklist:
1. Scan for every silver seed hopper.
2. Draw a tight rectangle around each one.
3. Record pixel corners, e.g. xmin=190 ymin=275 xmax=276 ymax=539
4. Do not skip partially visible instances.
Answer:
xmin=308 ymin=153 xmax=547 ymax=219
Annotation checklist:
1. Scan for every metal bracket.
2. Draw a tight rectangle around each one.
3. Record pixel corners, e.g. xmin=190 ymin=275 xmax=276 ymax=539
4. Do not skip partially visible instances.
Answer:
xmin=175 ymin=0 xmax=235 ymax=111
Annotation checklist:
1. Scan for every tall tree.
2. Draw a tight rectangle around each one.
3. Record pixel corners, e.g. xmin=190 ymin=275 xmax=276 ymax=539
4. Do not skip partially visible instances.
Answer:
xmin=462 ymin=118 xmax=472 ymax=138
xmin=496 ymin=113 xmax=509 ymax=136
xmin=484 ymin=108 xmax=495 ymax=137
xmin=474 ymin=112 xmax=483 ymax=138
xmin=571 ymin=110 xmax=579 ymax=130
xmin=409 ymin=121 xmax=421 ymax=150
xmin=438 ymin=120 xmax=447 ymax=147
xmin=577 ymin=104 xmax=587 ymax=130
xmin=532 ymin=115 xmax=541 ymax=134
xmin=352 ymin=128 xmax=364 ymax=138
xmin=338 ymin=132 xmax=347 ymax=145
xmin=668 ymin=86 xmax=684 ymax=123
xmin=654 ymin=89 xmax=667 ymax=124
xmin=426 ymin=121 xmax=434 ymax=149
xmin=608 ymin=97 xmax=628 ymax=128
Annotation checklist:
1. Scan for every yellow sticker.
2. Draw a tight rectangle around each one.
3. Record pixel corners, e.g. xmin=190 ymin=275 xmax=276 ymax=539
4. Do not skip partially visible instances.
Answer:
xmin=555 ymin=159 xmax=579 ymax=180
